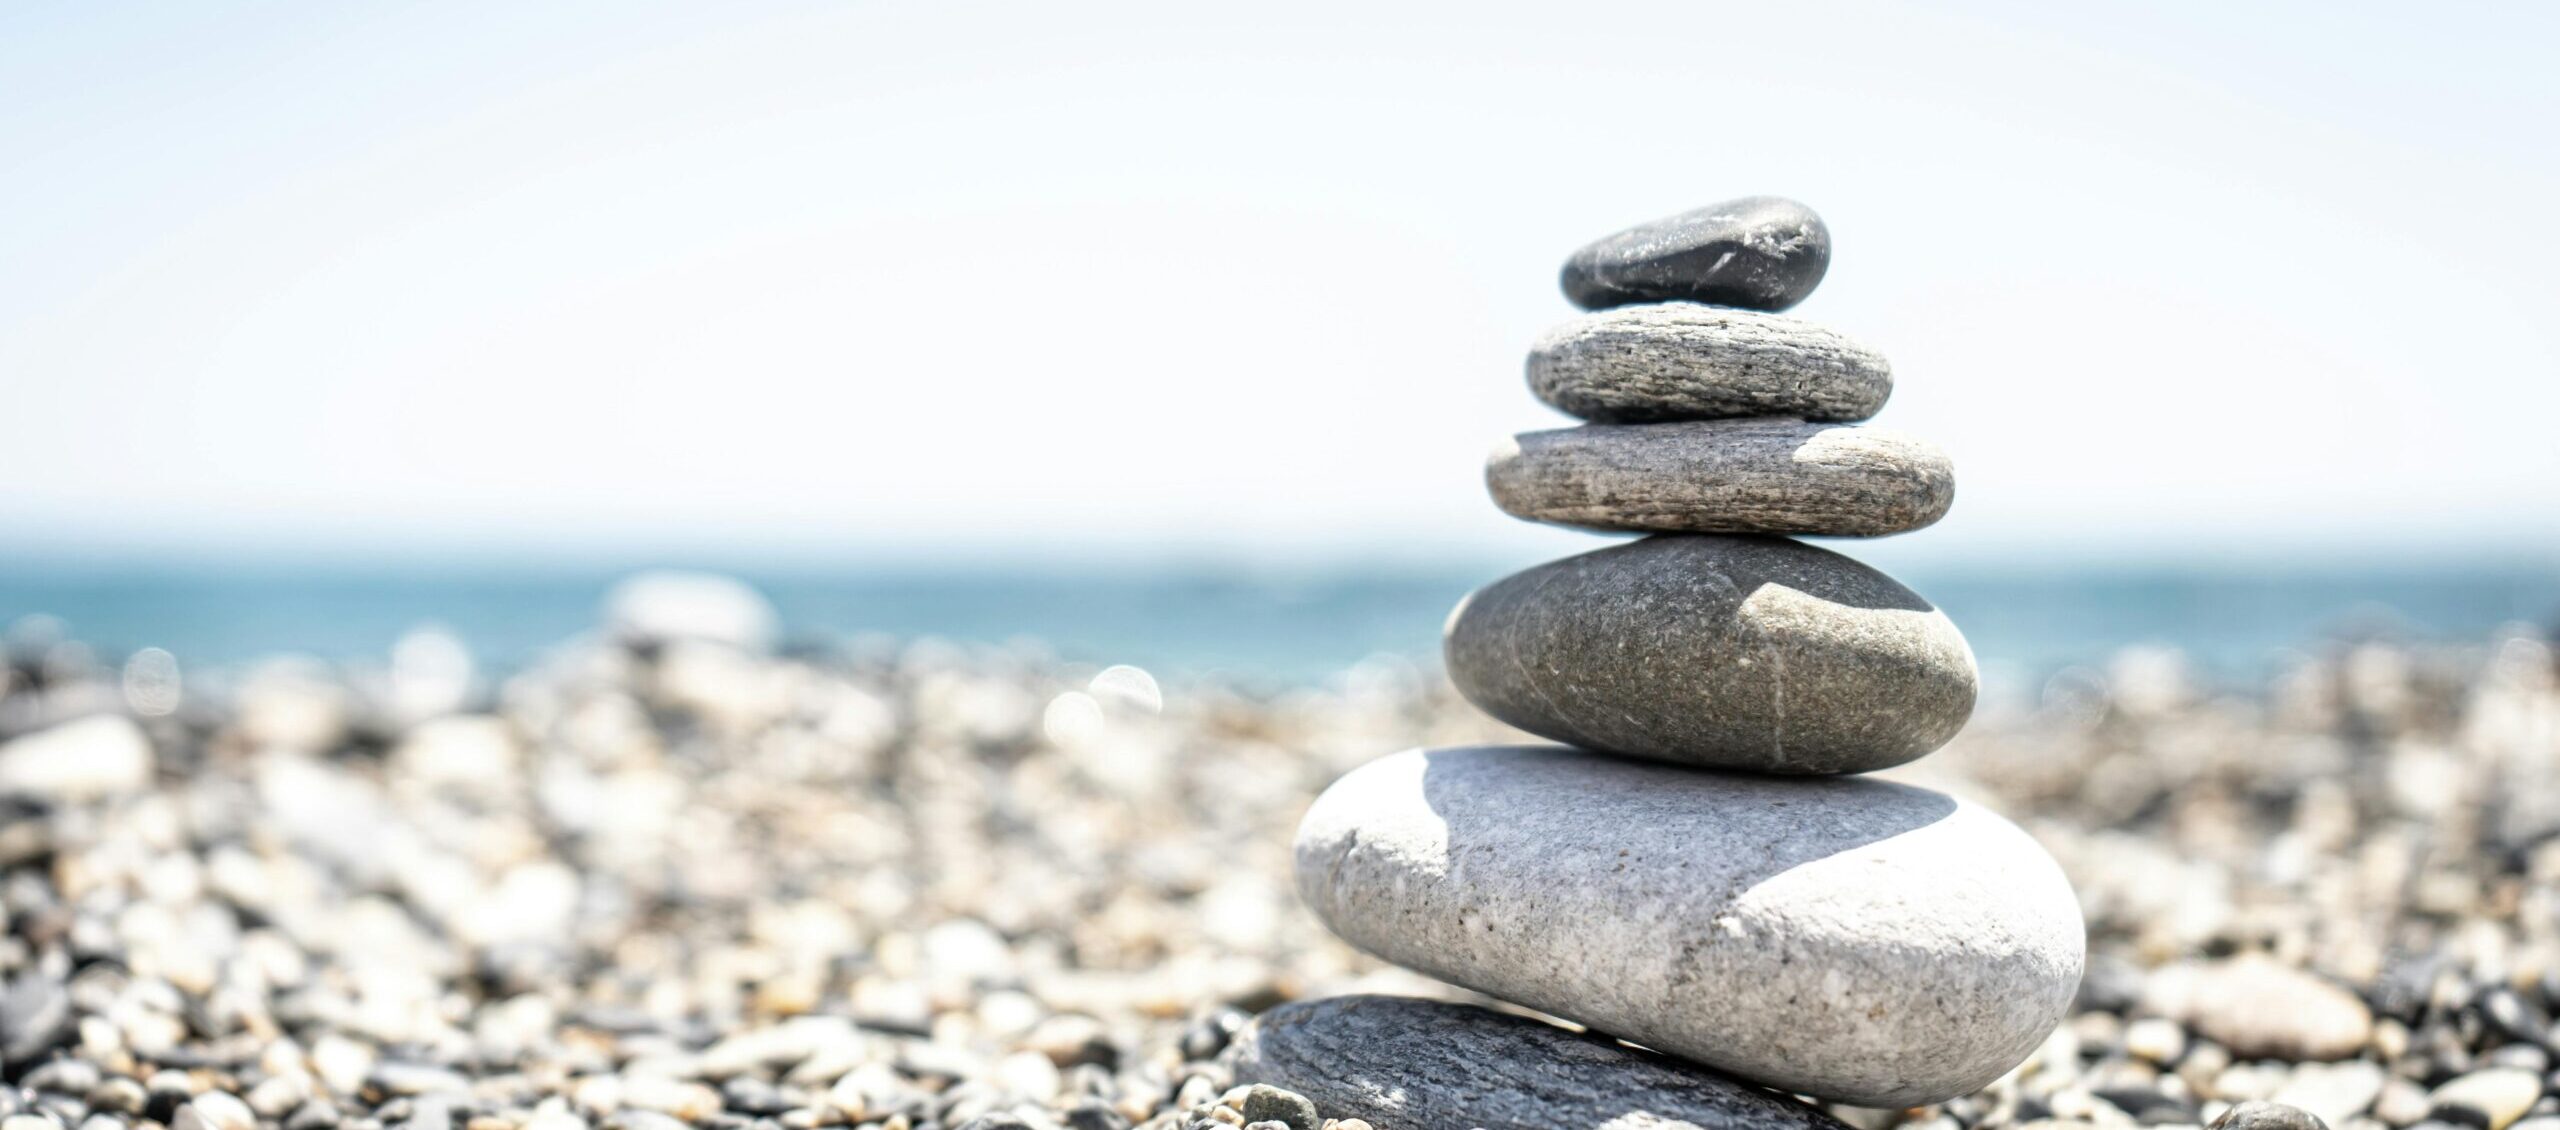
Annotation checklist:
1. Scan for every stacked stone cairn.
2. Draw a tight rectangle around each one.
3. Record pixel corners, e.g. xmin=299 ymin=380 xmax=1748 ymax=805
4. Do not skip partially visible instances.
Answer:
xmin=1237 ymin=199 xmax=2088 ymax=1130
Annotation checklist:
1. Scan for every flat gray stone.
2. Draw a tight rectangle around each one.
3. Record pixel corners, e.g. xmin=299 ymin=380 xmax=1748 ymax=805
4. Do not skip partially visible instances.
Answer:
xmin=1444 ymin=535 xmax=1975 ymax=773
xmin=1292 ymin=747 xmax=2084 ymax=1107
xmin=1487 ymin=420 xmax=1952 ymax=537
xmin=1529 ymin=305 xmax=1891 ymax=423
xmin=1233 ymin=995 xmax=1850 ymax=1130
xmin=1561 ymin=197 xmax=1830 ymax=312
xmin=2212 ymin=1104 xmax=2332 ymax=1130
xmin=0 ymin=973 xmax=71 ymax=1063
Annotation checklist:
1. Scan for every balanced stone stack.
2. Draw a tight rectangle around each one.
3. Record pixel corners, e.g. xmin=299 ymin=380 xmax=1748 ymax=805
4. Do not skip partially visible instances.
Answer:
xmin=1240 ymin=199 xmax=2087 ymax=1129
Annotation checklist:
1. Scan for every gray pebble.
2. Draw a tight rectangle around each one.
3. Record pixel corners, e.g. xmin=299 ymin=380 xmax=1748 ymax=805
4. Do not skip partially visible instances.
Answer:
xmin=2475 ymin=990 xmax=2550 ymax=1049
xmin=1061 ymin=1102 xmax=1130 ymax=1130
xmin=1180 ymin=1010 xmax=1246 ymax=1063
xmin=23 ymin=1060 xmax=100 ymax=1096
xmin=87 ymin=1078 xmax=146 ymax=1116
xmin=367 ymin=1064 xmax=472 ymax=1099
xmin=1528 ymin=305 xmax=1890 ymax=424
xmin=1239 ymin=1087 xmax=1318 ymax=1130
xmin=286 ymin=1101 xmax=343 ymax=1130
xmin=0 ymin=974 xmax=71 ymax=1063
xmin=720 ymin=1079 xmax=790 ymax=1116
xmin=1488 ymin=420 xmax=1953 ymax=537
xmin=1234 ymin=994 xmax=1853 ymax=1130
xmin=2144 ymin=957 xmax=2375 ymax=1062
xmin=2099 ymin=1085 xmax=2193 ymax=1124
xmin=1293 ymin=748 xmax=2084 ymax=1106
xmin=605 ymin=1113 xmax=689 ymax=1130
xmin=1444 ymin=536 xmax=1975 ymax=774
xmin=2214 ymin=1104 xmax=2332 ymax=1130
xmin=1560 ymin=197 xmax=1830 ymax=312
xmin=2494 ymin=1047 xmax=2555 ymax=1074
xmin=174 ymin=1094 xmax=257 ymax=1130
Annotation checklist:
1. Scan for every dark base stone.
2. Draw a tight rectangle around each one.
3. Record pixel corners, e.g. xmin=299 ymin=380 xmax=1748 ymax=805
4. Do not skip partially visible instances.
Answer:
xmin=1230 ymin=995 xmax=1850 ymax=1130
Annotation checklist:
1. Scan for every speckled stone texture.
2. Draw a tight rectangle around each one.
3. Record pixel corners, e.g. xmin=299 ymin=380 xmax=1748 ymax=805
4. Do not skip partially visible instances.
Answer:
xmin=1292 ymin=747 xmax=2085 ymax=1108
xmin=1444 ymin=536 xmax=1974 ymax=774
xmin=1560 ymin=196 xmax=1830 ymax=312
xmin=1488 ymin=420 xmax=1953 ymax=537
xmin=1232 ymin=995 xmax=1852 ymax=1130
xmin=1529 ymin=304 xmax=1892 ymax=424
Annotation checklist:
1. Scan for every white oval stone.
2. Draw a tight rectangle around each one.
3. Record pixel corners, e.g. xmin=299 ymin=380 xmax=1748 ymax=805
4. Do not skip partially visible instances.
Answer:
xmin=602 ymin=571 xmax=779 ymax=652
xmin=1294 ymin=745 xmax=2085 ymax=1107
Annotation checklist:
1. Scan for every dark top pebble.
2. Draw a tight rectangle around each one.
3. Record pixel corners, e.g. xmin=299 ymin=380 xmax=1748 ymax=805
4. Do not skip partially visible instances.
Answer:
xmin=1560 ymin=196 xmax=1830 ymax=313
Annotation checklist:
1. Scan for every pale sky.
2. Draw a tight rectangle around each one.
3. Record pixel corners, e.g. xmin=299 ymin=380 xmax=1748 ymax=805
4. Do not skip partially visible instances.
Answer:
xmin=5 ymin=1 xmax=2555 ymax=570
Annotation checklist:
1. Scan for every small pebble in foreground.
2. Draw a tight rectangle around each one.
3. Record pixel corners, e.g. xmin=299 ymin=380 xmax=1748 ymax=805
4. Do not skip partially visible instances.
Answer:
xmin=1292 ymin=747 xmax=2084 ymax=1106
xmin=1486 ymin=420 xmax=1954 ymax=537
xmin=1232 ymin=995 xmax=1852 ymax=1130
xmin=1560 ymin=196 xmax=1831 ymax=312
xmin=1527 ymin=304 xmax=1892 ymax=423
xmin=1445 ymin=535 xmax=1976 ymax=773
xmin=2212 ymin=1102 xmax=2333 ymax=1130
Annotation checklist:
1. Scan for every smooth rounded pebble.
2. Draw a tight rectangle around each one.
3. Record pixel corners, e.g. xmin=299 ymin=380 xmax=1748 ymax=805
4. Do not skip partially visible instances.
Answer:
xmin=2141 ymin=955 xmax=2375 ymax=1061
xmin=1444 ymin=535 xmax=1976 ymax=774
xmin=1292 ymin=747 xmax=2086 ymax=1107
xmin=1233 ymin=995 xmax=1853 ymax=1130
xmin=1528 ymin=305 xmax=1891 ymax=423
xmin=2212 ymin=1103 xmax=2332 ymax=1130
xmin=1561 ymin=196 xmax=1830 ymax=312
xmin=603 ymin=571 xmax=779 ymax=653
xmin=0 ymin=714 xmax=154 ymax=802
xmin=2427 ymin=1069 xmax=2543 ymax=1130
xmin=1487 ymin=420 xmax=1953 ymax=537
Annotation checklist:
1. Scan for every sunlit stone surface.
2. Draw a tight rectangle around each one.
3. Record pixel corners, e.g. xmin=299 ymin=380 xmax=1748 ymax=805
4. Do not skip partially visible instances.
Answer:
xmin=1293 ymin=746 xmax=2086 ymax=1108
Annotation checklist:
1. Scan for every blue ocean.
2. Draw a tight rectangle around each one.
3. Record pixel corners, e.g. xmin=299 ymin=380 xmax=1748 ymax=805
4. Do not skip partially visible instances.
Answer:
xmin=2 ymin=559 xmax=2553 ymax=688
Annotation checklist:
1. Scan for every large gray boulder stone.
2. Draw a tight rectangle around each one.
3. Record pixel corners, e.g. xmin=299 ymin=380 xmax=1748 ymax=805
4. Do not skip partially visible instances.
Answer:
xmin=1233 ymin=995 xmax=1849 ymax=1130
xmin=1444 ymin=535 xmax=1974 ymax=774
xmin=1293 ymin=746 xmax=2085 ymax=1107
xmin=1487 ymin=421 xmax=1953 ymax=538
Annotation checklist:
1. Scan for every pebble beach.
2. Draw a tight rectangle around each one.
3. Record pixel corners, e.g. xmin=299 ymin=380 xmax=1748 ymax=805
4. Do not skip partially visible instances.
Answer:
xmin=0 ymin=578 xmax=2556 ymax=1130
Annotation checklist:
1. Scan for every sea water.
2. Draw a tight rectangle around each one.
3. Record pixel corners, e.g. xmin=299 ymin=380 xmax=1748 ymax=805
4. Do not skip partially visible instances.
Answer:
xmin=0 ymin=561 xmax=2552 ymax=687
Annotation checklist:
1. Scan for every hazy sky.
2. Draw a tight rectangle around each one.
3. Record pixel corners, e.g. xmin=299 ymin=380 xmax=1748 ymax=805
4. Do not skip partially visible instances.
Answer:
xmin=5 ymin=1 xmax=2554 ymax=570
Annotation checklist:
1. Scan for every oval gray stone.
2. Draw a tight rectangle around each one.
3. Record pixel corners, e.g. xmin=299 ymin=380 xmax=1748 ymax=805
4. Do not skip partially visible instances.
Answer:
xmin=1488 ymin=420 xmax=1952 ymax=537
xmin=1233 ymin=995 xmax=1852 ymax=1130
xmin=1292 ymin=747 xmax=2085 ymax=1107
xmin=1560 ymin=197 xmax=1830 ymax=312
xmin=1528 ymin=305 xmax=1891 ymax=424
xmin=1444 ymin=535 xmax=1974 ymax=773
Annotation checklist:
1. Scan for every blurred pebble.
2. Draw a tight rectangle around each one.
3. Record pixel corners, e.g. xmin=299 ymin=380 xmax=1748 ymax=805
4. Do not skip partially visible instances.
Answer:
xmin=2428 ymin=1069 xmax=2543 ymax=1130
xmin=2145 ymin=957 xmax=2375 ymax=1061
xmin=2213 ymin=1104 xmax=2331 ymax=1130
